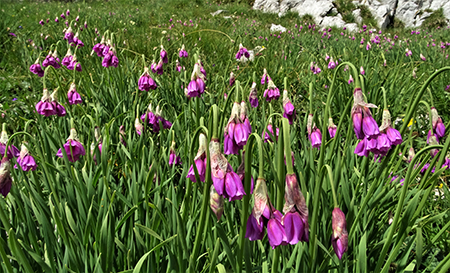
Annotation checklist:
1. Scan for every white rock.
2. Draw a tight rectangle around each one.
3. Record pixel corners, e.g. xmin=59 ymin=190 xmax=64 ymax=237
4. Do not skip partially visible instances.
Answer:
xmin=396 ymin=0 xmax=419 ymax=28
xmin=292 ymin=0 xmax=334 ymax=22
xmin=279 ymin=0 xmax=304 ymax=17
xmin=352 ymin=9 xmax=363 ymax=24
xmin=253 ymin=0 xmax=280 ymax=14
xmin=364 ymin=0 xmax=392 ymax=28
xmin=443 ymin=2 xmax=450 ymax=20
xmin=270 ymin=23 xmax=287 ymax=32
xmin=320 ymin=16 xmax=347 ymax=28
xmin=210 ymin=10 xmax=227 ymax=17
xmin=337 ymin=13 xmax=343 ymax=19
xmin=344 ymin=23 xmax=359 ymax=32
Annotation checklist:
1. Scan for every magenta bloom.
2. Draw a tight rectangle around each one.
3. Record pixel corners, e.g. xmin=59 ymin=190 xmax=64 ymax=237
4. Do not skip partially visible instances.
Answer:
xmin=263 ymin=78 xmax=280 ymax=102
xmin=61 ymin=13 xmax=66 ymax=19
xmin=261 ymin=69 xmax=267 ymax=85
xmin=229 ymin=72 xmax=235 ymax=87
xmin=102 ymin=49 xmax=119 ymax=68
xmin=248 ymin=82 xmax=259 ymax=107
xmin=55 ymin=17 xmax=59 ymax=23
xmin=210 ymin=140 xmax=245 ymax=201
xmin=376 ymin=133 xmax=391 ymax=155
xmin=186 ymin=62 xmax=206 ymax=98
xmin=328 ymin=118 xmax=337 ymax=138
xmin=135 ymin=118 xmax=144 ymax=136
xmin=267 ymin=209 xmax=287 ymax=248
xmin=67 ymin=83 xmax=82 ymax=105
xmin=62 ymin=50 xmax=73 ymax=67
xmin=235 ymin=43 xmax=250 ymax=60
xmin=0 ymin=158 xmax=12 ymax=197
xmin=138 ymin=67 xmax=157 ymax=91
xmin=56 ymin=128 xmax=86 ymax=162
xmin=354 ymin=138 xmax=369 ymax=157
xmin=187 ymin=157 xmax=207 ymax=182
xmin=71 ymin=33 xmax=84 ymax=47
xmin=64 ymin=27 xmax=74 ymax=43
xmin=93 ymin=38 xmax=106 ymax=57
xmin=282 ymin=90 xmax=296 ymax=124
xmin=283 ymin=174 xmax=309 ymax=244
xmin=328 ymin=57 xmax=336 ymax=69
xmin=36 ymin=89 xmax=56 ymax=117
xmin=39 ymin=20 xmax=44 ymax=26
xmin=154 ymin=59 xmax=163 ymax=75
xmin=331 ymin=208 xmax=348 ymax=260
xmin=351 ymin=88 xmax=378 ymax=139
xmin=0 ymin=131 xmax=20 ymax=160
xmin=179 ymin=44 xmax=188 ymax=58
xmin=309 ymin=127 xmax=322 ymax=148
xmin=160 ymin=46 xmax=168 ymax=64
xmin=431 ymin=107 xmax=446 ymax=138
xmin=386 ymin=127 xmax=402 ymax=145
xmin=30 ymin=61 xmax=44 ymax=77
xmin=263 ymin=124 xmax=279 ymax=142
xmin=42 ymin=53 xmax=59 ymax=68
xmin=246 ymin=178 xmax=271 ymax=241
xmin=168 ymin=141 xmax=182 ymax=166
xmin=16 ymin=145 xmax=37 ymax=171
xmin=67 ymin=58 xmax=82 ymax=71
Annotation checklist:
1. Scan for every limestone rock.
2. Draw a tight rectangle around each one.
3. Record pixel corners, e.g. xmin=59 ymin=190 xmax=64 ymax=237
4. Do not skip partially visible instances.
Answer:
xmin=344 ymin=23 xmax=359 ymax=32
xmin=363 ymin=0 xmax=392 ymax=28
xmin=320 ymin=16 xmax=347 ymax=28
xmin=253 ymin=0 xmax=280 ymax=14
xmin=396 ymin=0 xmax=419 ymax=28
xmin=279 ymin=0 xmax=304 ymax=17
xmin=270 ymin=23 xmax=287 ymax=32
xmin=210 ymin=10 xmax=227 ymax=17
xmin=352 ymin=9 xmax=362 ymax=24
xmin=292 ymin=0 xmax=334 ymax=21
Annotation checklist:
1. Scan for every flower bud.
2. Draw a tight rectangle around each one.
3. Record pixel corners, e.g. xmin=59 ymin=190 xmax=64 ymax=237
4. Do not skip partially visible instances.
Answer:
xmin=331 ymin=208 xmax=348 ymax=260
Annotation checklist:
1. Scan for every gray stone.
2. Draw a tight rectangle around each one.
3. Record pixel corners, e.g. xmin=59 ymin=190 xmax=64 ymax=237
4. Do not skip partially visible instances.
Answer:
xmin=253 ymin=0 xmax=280 ymax=14
xmin=279 ymin=0 xmax=304 ymax=17
xmin=337 ymin=13 xmax=343 ymax=19
xmin=443 ymin=2 xmax=450 ymax=20
xmin=396 ymin=0 xmax=419 ymax=28
xmin=363 ymin=0 xmax=392 ymax=28
xmin=320 ymin=16 xmax=347 ymax=28
xmin=352 ymin=9 xmax=363 ymax=24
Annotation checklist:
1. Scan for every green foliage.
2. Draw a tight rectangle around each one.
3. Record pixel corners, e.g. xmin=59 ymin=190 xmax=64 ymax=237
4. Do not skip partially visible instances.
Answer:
xmin=422 ymin=8 xmax=449 ymax=30
xmin=359 ymin=5 xmax=377 ymax=27
xmin=333 ymin=0 xmax=356 ymax=23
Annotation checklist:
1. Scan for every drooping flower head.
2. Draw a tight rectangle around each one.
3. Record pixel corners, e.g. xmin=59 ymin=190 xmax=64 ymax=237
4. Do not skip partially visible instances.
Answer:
xmin=248 ymin=82 xmax=259 ymax=108
xmin=62 ymin=48 xmax=73 ymax=67
xmin=175 ymin=59 xmax=182 ymax=72
xmin=160 ymin=45 xmax=168 ymax=64
xmin=263 ymin=121 xmax=279 ymax=143
xmin=102 ymin=48 xmax=119 ymax=68
xmin=223 ymin=102 xmax=245 ymax=155
xmin=92 ymin=36 xmax=106 ymax=57
xmin=56 ymin=128 xmax=86 ymax=162
xmin=229 ymin=71 xmax=235 ymax=87
xmin=431 ymin=107 xmax=445 ymax=138
xmin=67 ymin=54 xmax=82 ymax=71
xmin=282 ymin=90 xmax=296 ymax=125
xmin=283 ymin=173 xmax=309 ymax=244
xmin=138 ymin=67 xmax=157 ymax=91
xmin=168 ymin=141 xmax=182 ymax=166
xmin=42 ymin=50 xmax=59 ymax=68
xmin=135 ymin=117 xmax=144 ymax=136
xmin=186 ymin=61 xmax=206 ymax=98
xmin=246 ymin=178 xmax=271 ymax=241
xmin=187 ymin=133 xmax=207 ymax=183
xmin=261 ymin=68 xmax=268 ymax=85
xmin=307 ymin=114 xmax=321 ymax=148
xmin=237 ymin=101 xmax=252 ymax=147
xmin=360 ymin=66 xmax=365 ymax=75
xmin=64 ymin=26 xmax=74 ymax=43
xmin=328 ymin=117 xmax=337 ymax=138
xmin=331 ymin=208 xmax=348 ymax=260
xmin=235 ymin=43 xmax=250 ymax=60
xmin=351 ymin=88 xmax=379 ymax=140
xmin=348 ymin=75 xmax=354 ymax=84
xmin=263 ymin=78 xmax=280 ymax=102
xmin=405 ymin=48 xmax=412 ymax=57
xmin=36 ymin=88 xmax=56 ymax=117
xmin=50 ymin=89 xmax=66 ymax=117
xmin=30 ymin=58 xmax=45 ymax=77
xmin=420 ymin=53 xmax=426 ymax=61
xmin=0 ymin=129 xmax=19 ymax=160
xmin=210 ymin=139 xmax=245 ymax=201
xmin=0 ymin=157 xmax=12 ymax=197
xmin=179 ymin=44 xmax=188 ymax=58
xmin=67 ymin=82 xmax=82 ymax=105
xmin=328 ymin=57 xmax=336 ymax=69
xmin=70 ymin=32 xmax=84 ymax=47
xmin=379 ymin=109 xmax=402 ymax=146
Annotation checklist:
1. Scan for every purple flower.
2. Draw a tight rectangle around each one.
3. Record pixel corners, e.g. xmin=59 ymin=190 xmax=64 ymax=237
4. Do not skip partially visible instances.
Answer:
xmin=348 ymin=75 xmax=354 ymax=84
xmin=154 ymin=59 xmax=163 ymax=74
xmin=70 ymin=32 xmax=84 ymax=47
xmin=67 ymin=82 xmax=82 ymax=105
xmin=360 ymin=66 xmax=365 ymax=75
xmin=16 ymin=144 xmax=37 ymax=171
xmin=138 ymin=67 xmax=157 ymax=91
xmin=55 ymin=17 xmax=59 ymax=23
xmin=352 ymin=88 xmax=379 ymax=139
xmin=431 ymin=107 xmax=445 ymax=138
xmin=328 ymin=58 xmax=336 ymax=69
xmin=42 ymin=51 xmax=60 ymax=69
xmin=0 ymin=158 xmax=12 ymax=197
xmin=248 ymin=82 xmax=259 ymax=108
xmin=246 ymin=178 xmax=272 ymax=241
xmin=93 ymin=38 xmax=106 ymax=57
xmin=0 ymin=130 xmax=19 ymax=160
xmin=354 ymin=138 xmax=369 ymax=157
xmin=160 ymin=46 xmax=168 ymax=64
xmin=283 ymin=173 xmax=309 ymax=243
xmin=64 ymin=27 xmax=74 ymax=43
xmin=102 ymin=49 xmax=119 ymax=68
xmin=376 ymin=133 xmax=391 ymax=155
xmin=186 ymin=62 xmax=206 ymax=98
xmin=168 ymin=141 xmax=182 ymax=166
xmin=61 ymin=13 xmax=66 ymax=20
xmin=210 ymin=139 xmax=245 ymax=201
xmin=30 ymin=60 xmax=44 ymax=77
xmin=135 ymin=117 xmax=143 ymax=136
xmin=179 ymin=44 xmax=188 ymax=58
xmin=331 ymin=208 xmax=348 ymax=260
xmin=66 ymin=9 xmax=70 ymax=16
xmin=36 ymin=89 xmax=56 ymax=117
xmin=263 ymin=124 xmax=279 ymax=143
xmin=282 ymin=90 xmax=296 ymax=124
xmin=328 ymin=118 xmax=337 ymax=138
xmin=309 ymin=126 xmax=322 ymax=149
xmin=261 ymin=68 xmax=267 ymax=85
xmin=235 ymin=43 xmax=250 ymax=60
xmin=263 ymin=78 xmax=280 ymax=102
xmin=187 ymin=134 xmax=207 ymax=182
xmin=56 ymin=128 xmax=86 ymax=162
xmin=39 ymin=20 xmax=44 ymax=26
xmin=229 ymin=72 xmax=235 ymax=87
xmin=67 ymin=57 xmax=82 ymax=71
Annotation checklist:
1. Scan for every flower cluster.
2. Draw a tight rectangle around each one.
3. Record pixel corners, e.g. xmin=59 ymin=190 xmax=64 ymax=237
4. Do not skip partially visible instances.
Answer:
xmin=138 ymin=67 xmax=157 ymax=91
xmin=224 ymin=102 xmax=252 ymax=155
xmin=187 ymin=133 xmax=207 ymax=183
xmin=186 ymin=58 xmax=206 ymax=98
xmin=235 ymin=43 xmax=250 ymax=61
xmin=307 ymin=114 xmax=322 ymax=148
xmin=56 ymin=128 xmax=86 ymax=162
xmin=36 ymin=89 xmax=66 ymax=117
xmin=140 ymin=104 xmax=172 ymax=134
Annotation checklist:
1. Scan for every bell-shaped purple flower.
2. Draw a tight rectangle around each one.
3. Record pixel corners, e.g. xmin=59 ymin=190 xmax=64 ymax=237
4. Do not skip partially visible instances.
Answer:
xmin=354 ymin=138 xmax=369 ymax=157
xmin=179 ymin=44 xmax=188 ymax=58
xmin=310 ymin=127 xmax=322 ymax=149
xmin=267 ymin=209 xmax=287 ymax=249
xmin=0 ymin=158 xmax=12 ymax=197
xmin=67 ymin=82 xmax=82 ymax=105
xmin=30 ymin=59 xmax=44 ymax=77
xmin=431 ymin=107 xmax=445 ymax=138
xmin=36 ymin=89 xmax=56 ymax=117
xmin=138 ymin=67 xmax=157 ymax=91
xmin=63 ymin=26 xmax=74 ymax=43
xmin=56 ymin=128 xmax=86 ymax=162
xmin=246 ymin=178 xmax=271 ymax=241
xmin=50 ymin=89 xmax=66 ymax=117
xmin=263 ymin=123 xmax=279 ymax=143
xmin=154 ymin=59 xmax=163 ymax=75
xmin=0 ymin=129 xmax=19 ymax=160
xmin=362 ymin=111 xmax=380 ymax=140
xmin=282 ymin=90 xmax=296 ymax=124
xmin=328 ymin=117 xmax=337 ymax=138
xmin=93 ymin=37 xmax=106 ymax=57
xmin=16 ymin=144 xmax=37 ymax=172
xmin=210 ymin=139 xmax=245 ymax=201
xmin=235 ymin=43 xmax=250 ymax=60
xmin=224 ymin=102 xmax=241 ymax=155
xmin=229 ymin=72 xmax=235 ymax=87
xmin=67 ymin=55 xmax=82 ymax=71
xmin=263 ymin=78 xmax=280 ymax=102
xmin=248 ymin=82 xmax=259 ymax=108
xmin=186 ymin=62 xmax=206 ymax=98
xmin=160 ymin=46 xmax=168 ymax=64
xmin=376 ymin=133 xmax=391 ymax=155
xmin=331 ymin=208 xmax=348 ymax=260
xmin=102 ymin=49 xmax=119 ymax=68
xmin=168 ymin=141 xmax=182 ymax=166
xmin=261 ymin=68 xmax=267 ymax=85
xmin=283 ymin=173 xmax=309 ymax=243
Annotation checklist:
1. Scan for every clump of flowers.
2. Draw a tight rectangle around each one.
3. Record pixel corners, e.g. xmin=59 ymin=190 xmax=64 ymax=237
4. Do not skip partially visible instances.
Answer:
xmin=56 ymin=128 xmax=86 ymax=162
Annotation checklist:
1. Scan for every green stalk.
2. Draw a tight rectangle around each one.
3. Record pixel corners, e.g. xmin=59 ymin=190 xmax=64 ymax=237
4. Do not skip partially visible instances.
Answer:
xmin=323 ymin=165 xmax=338 ymax=208
xmin=427 ymin=88 xmax=434 ymax=106
xmin=375 ymin=144 xmax=443 ymax=273
xmin=309 ymin=82 xmax=313 ymax=115
xmin=282 ymin=119 xmax=294 ymax=174
xmin=418 ymin=100 xmax=433 ymax=132
xmin=381 ymin=87 xmax=388 ymax=110
xmin=235 ymin=80 xmax=240 ymax=103
xmin=237 ymin=133 xmax=264 ymax=273
xmin=188 ymin=105 xmax=218 ymax=273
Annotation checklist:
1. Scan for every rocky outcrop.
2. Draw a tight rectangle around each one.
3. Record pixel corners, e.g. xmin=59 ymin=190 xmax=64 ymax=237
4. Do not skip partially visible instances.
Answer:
xmin=251 ymin=0 xmax=450 ymax=30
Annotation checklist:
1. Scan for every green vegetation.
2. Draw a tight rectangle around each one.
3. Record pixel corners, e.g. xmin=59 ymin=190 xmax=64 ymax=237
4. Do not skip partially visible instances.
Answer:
xmin=422 ymin=8 xmax=449 ymax=29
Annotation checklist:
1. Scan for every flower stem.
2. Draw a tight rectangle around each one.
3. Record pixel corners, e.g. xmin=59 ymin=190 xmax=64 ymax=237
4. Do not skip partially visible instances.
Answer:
xmin=381 ymin=87 xmax=388 ymax=110
xmin=282 ymin=119 xmax=294 ymax=174
xmin=427 ymin=87 xmax=434 ymax=106
xmin=323 ymin=165 xmax=338 ymax=207
xmin=419 ymin=100 xmax=433 ymax=132
xmin=309 ymin=82 xmax=313 ymax=115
